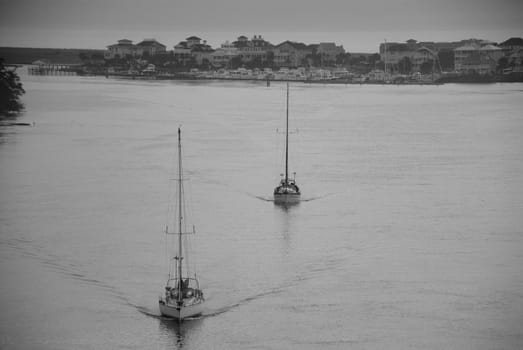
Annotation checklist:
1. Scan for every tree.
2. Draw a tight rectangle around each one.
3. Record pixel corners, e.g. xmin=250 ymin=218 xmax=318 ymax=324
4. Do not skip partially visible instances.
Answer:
xmin=0 ymin=58 xmax=25 ymax=116
xmin=366 ymin=53 xmax=384 ymax=71
xmin=265 ymin=51 xmax=275 ymax=68
xmin=336 ymin=52 xmax=350 ymax=66
xmin=420 ymin=59 xmax=434 ymax=74
xmin=398 ymin=56 xmax=412 ymax=74
xmin=437 ymin=50 xmax=454 ymax=71
xmin=229 ymin=56 xmax=243 ymax=69
xmin=79 ymin=52 xmax=88 ymax=62
xmin=497 ymin=56 xmax=509 ymax=73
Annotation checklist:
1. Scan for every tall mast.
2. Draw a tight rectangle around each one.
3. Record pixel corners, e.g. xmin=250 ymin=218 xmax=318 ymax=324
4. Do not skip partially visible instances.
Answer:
xmin=177 ymin=128 xmax=183 ymax=301
xmin=285 ymin=83 xmax=289 ymax=183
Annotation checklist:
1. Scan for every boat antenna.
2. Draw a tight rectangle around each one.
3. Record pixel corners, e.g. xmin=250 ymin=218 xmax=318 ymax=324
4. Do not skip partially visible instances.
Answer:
xmin=285 ymin=82 xmax=289 ymax=184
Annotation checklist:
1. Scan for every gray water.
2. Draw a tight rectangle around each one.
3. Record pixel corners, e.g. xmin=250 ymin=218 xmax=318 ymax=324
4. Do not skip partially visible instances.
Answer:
xmin=1 ymin=74 xmax=523 ymax=349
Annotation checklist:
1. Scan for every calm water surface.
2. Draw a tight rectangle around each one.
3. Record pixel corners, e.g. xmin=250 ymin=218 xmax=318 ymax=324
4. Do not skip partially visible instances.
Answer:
xmin=1 ymin=74 xmax=523 ymax=349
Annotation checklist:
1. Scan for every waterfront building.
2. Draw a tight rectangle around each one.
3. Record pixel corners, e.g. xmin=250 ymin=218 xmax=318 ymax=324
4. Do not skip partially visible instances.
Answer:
xmin=173 ymin=41 xmax=192 ymax=65
xmin=210 ymin=41 xmax=239 ymax=68
xmin=186 ymin=36 xmax=203 ymax=47
xmin=380 ymin=40 xmax=436 ymax=73
xmin=105 ymin=38 xmax=166 ymax=59
xmin=316 ymin=42 xmax=345 ymax=66
xmin=505 ymin=49 xmax=523 ymax=73
xmin=191 ymin=43 xmax=214 ymax=66
xmin=273 ymin=41 xmax=312 ymax=68
xmin=135 ymin=39 xmax=167 ymax=57
xmin=411 ymin=46 xmax=438 ymax=71
xmin=454 ymin=43 xmax=503 ymax=74
xmin=233 ymin=35 xmax=273 ymax=64
xmin=379 ymin=39 xmax=492 ymax=73
xmin=174 ymin=36 xmax=214 ymax=66
xmin=105 ymin=39 xmax=137 ymax=59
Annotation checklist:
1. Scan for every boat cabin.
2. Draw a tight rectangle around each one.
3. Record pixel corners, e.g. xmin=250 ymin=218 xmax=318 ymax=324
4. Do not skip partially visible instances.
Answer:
xmin=164 ymin=277 xmax=203 ymax=300
xmin=274 ymin=179 xmax=300 ymax=195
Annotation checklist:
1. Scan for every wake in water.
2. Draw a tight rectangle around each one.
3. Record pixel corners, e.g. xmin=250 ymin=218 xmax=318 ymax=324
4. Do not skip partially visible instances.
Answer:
xmin=135 ymin=288 xmax=283 ymax=321
xmin=250 ymin=192 xmax=336 ymax=203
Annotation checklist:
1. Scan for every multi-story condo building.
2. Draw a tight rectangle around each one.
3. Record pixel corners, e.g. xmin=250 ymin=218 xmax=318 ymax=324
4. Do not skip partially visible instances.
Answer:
xmin=233 ymin=35 xmax=273 ymax=64
xmin=105 ymin=39 xmax=137 ymax=59
xmin=211 ymin=41 xmax=239 ymax=68
xmin=454 ymin=43 xmax=503 ymax=74
xmin=135 ymin=39 xmax=167 ymax=57
xmin=380 ymin=39 xmax=438 ymax=73
xmin=173 ymin=39 xmax=193 ymax=64
xmin=273 ymin=41 xmax=312 ymax=68
xmin=105 ymin=38 xmax=166 ymax=59
xmin=411 ymin=47 xmax=437 ymax=71
xmin=174 ymin=36 xmax=214 ymax=65
xmin=191 ymin=43 xmax=214 ymax=66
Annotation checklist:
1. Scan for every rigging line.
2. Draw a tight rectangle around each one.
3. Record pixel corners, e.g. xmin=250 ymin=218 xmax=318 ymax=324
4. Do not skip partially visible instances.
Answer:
xmin=181 ymin=173 xmax=190 ymax=276
xmin=185 ymin=162 xmax=197 ymax=278
xmin=164 ymin=135 xmax=178 ymax=279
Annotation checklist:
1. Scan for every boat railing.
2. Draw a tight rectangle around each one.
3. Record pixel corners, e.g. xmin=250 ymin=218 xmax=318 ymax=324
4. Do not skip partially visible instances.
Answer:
xmin=165 ymin=277 xmax=201 ymax=290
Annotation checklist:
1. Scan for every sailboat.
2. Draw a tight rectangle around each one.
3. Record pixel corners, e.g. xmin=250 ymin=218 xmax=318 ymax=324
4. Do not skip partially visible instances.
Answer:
xmin=159 ymin=128 xmax=205 ymax=321
xmin=273 ymin=83 xmax=301 ymax=203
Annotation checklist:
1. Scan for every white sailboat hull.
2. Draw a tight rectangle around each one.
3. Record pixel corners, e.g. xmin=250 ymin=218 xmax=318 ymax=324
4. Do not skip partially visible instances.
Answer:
xmin=274 ymin=193 xmax=301 ymax=203
xmin=159 ymin=300 xmax=205 ymax=320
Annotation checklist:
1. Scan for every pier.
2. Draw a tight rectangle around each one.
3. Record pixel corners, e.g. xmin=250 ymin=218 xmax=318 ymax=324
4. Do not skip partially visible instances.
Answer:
xmin=28 ymin=64 xmax=79 ymax=76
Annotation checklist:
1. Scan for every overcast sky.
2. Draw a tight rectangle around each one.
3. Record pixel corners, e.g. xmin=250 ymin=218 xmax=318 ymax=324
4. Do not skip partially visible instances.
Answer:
xmin=0 ymin=0 xmax=522 ymax=52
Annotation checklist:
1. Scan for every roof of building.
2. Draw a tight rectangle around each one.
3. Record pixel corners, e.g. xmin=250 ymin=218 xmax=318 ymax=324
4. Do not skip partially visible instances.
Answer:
xmin=500 ymin=37 xmax=523 ymax=47
xmin=109 ymin=39 xmax=134 ymax=48
xmin=107 ymin=43 xmax=134 ymax=49
xmin=276 ymin=41 xmax=310 ymax=51
xmin=186 ymin=36 xmax=201 ymax=41
xmin=233 ymin=40 xmax=249 ymax=48
xmin=416 ymin=46 xmax=436 ymax=55
xmin=175 ymin=41 xmax=189 ymax=48
xmin=454 ymin=44 xmax=480 ymax=51
xmin=461 ymin=52 xmax=497 ymax=66
xmin=387 ymin=43 xmax=409 ymax=52
xmin=479 ymin=44 xmax=502 ymax=51
xmin=136 ymin=39 xmax=166 ymax=48
xmin=191 ymin=44 xmax=214 ymax=52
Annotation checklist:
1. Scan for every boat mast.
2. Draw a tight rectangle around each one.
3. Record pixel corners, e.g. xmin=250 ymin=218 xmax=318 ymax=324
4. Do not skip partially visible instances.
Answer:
xmin=285 ymin=82 xmax=289 ymax=183
xmin=384 ymin=39 xmax=387 ymax=77
xmin=177 ymin=128 xmax=183 ymax=302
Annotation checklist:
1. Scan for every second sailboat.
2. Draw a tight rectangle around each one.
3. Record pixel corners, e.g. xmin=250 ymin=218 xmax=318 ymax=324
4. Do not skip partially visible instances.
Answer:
xmin=274 ymin=83 xmax=301 ymax=203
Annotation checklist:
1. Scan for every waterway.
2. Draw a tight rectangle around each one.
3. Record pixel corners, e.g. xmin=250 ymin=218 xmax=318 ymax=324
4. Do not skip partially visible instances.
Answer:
xmin=1 ymin=74 xmax=523 ymax=349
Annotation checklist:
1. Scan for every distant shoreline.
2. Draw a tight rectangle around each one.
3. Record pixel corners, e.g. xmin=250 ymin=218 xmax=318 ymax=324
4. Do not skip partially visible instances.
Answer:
xmin=4 ymin=46 xmax=523 ymax=84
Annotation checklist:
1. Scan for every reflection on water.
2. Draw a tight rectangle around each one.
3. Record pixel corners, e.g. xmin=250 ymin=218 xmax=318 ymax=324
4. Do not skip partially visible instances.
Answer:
xmin=159 ymin=317 xmax=204 ymax=349
xmin=273 ymin=200 xmax=300 ymax=212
